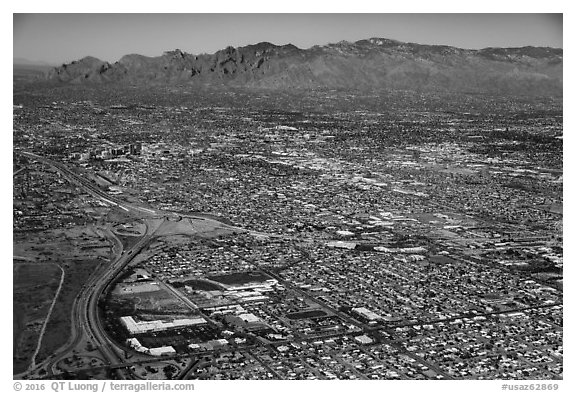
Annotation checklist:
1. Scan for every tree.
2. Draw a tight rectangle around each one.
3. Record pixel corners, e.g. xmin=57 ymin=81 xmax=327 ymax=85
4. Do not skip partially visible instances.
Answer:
xmin=163 ymin=364 xmax=177 ymax=379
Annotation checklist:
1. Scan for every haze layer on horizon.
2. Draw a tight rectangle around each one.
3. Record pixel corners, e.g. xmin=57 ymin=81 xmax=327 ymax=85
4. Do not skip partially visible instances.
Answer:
xmin=14 ymin=13 xmax=563 ymax=65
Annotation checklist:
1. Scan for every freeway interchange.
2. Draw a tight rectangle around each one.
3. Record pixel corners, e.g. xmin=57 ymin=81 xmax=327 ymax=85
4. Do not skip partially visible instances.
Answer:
xmin=16 ymin=151 xmax=373 ymax=380
xmin=16 ymin=152 xmax=250 ymax=380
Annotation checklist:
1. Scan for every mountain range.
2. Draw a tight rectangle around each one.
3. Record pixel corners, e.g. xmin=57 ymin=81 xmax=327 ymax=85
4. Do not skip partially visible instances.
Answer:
xmin=45 ymin=38 xmax=563 ymax=96
xmin=14 ymin=57 xmax=56 ymax=67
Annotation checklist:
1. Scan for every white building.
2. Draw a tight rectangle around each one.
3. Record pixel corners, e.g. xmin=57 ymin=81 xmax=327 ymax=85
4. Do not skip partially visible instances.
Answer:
xmin=120 ymin=316 xmax=207 ymax=334
xmin=354 ymin=335 xmax=374 ymax=345
xmin=126 ymin=337 xmax=149 ymax=354
xmin=149 ymin=346 xmax=176 ymax=357
xmin=238 ymin=313 xmax=261 ymax=323
xmin=352 ymin=307 xmax=382 ymax=321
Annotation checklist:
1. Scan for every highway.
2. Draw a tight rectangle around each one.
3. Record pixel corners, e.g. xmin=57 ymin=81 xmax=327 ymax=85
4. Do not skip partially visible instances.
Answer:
xmin=17 ymin=152 xmax=168 ymax=379
xmin=17 ymin=151 xmax=257 ymax=379
xmin=38 ymin=226 xmax=127 ymax=377
xmin=49 ymin=225 xmax=124 ymax=373
xmin=83 ymin=221 xmax=161 ymax=378
xmin=20 ymin=152 xmax=157 ymax=215
xmin=15 ymin=150 xmax=563 ymax=381
xmin=37 ymin=221 xmax=164 ymax=379
xmin=36 ymin=344 xmax=258 ymax=380
xmin=19 ymin=151 xmax=254 ymax=233
xmin=19 ymin=151 xmax=433 ymax=380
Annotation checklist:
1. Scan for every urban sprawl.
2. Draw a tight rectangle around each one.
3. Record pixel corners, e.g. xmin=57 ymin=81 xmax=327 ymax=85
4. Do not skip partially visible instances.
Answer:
xmin=13 ymin=88 xmax=562 ymax=380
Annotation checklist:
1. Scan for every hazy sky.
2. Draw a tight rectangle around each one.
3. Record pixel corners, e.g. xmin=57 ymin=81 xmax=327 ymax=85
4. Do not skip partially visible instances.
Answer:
xmin=13 ymin=14 xmax=563 ymax=64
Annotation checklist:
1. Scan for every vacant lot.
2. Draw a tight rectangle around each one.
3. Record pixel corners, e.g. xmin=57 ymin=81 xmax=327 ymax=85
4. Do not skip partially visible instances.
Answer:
xmin=13 ymin=263 xmax=62 ymax=374
xmin=35 ymin=258 xmax=103 ymax=364
xmin=14 ymin=225 xmax=111 ymax=367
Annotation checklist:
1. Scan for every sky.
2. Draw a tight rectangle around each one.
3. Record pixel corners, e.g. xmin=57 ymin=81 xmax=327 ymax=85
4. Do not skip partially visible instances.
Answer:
xmin=13 ymin=13 xmax=563 ymax=65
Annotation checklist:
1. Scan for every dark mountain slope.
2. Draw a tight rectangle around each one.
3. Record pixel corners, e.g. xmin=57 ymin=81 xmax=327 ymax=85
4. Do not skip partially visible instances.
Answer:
xmin=45 ymin=38 xmax=563 ymax=96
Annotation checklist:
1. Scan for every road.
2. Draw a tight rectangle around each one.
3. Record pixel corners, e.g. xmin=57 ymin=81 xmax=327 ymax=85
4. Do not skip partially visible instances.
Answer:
xmin=28 ymin=264 xmax=65 ymax=372
xmin=16 ymin=151 xmax=255 ymax=379
xmin=83 ymin=221 xmax=161 ymax=378
xmin=12 ymin=262 xmax=65 ymax=378
xmin=17 ymin=152 xmax=167 ymax=378
xmin=20 ymin=151 xmax=258 ymax=234
xmin=13 ymin=167 xmax=26 ymax=177
xmin=39 ymin=221 xmax=163 ymax=379
xmin=17 ymin=151 xmax=559 ymax=380
xmin=42 ymin=226 xmax=124 ymax=376
xmin=20 ymin=152 xmax=157 ymax=215
xmin=36 ymin=343 xmax=258 ymax=380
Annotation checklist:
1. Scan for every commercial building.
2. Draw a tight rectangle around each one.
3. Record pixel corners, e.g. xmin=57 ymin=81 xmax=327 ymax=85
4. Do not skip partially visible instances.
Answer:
xmin=120 ymin=316 xmax=207 ymax=334
xmin=352 ymin=307 xmax=383 ymax=321
xmin=354 ymin=335 xmax=374 ymax=345
xmin=149 ymin=346 xmax=176 ymax=357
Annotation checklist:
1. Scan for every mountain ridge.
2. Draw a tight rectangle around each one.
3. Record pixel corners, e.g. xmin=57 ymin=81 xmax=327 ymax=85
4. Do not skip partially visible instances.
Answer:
xmin=45 ymin=38 xmax=563 ymax=96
